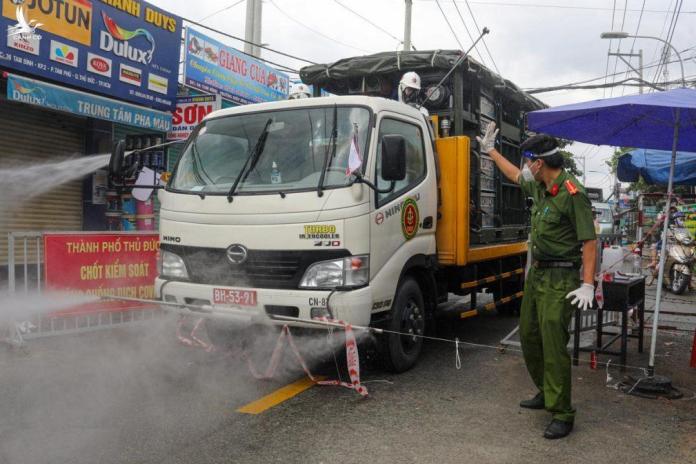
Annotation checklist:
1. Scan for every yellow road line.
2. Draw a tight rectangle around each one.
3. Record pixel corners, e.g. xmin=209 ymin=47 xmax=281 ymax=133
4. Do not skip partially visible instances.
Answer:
xmin=237 ymin=376 xmax=326 ymax=415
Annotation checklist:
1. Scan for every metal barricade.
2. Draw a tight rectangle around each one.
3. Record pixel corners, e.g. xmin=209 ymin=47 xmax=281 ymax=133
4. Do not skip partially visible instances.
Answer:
xmin=4 ymin=231 xmax=161 ymax=344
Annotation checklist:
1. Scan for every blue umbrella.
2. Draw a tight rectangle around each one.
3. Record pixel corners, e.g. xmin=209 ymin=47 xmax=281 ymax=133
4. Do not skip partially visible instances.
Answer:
xmin=618 ymin=149 xmax=696 ymax=185
xmin=528 ymin=87 xmax=696 ymax=376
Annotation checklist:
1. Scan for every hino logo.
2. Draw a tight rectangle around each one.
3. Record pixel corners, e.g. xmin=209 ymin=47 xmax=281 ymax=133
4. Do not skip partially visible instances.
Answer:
xmin=226 ymin=244 xmax=248 ymax=265
xmin=162 ymin=236 xmax=181 ymax=243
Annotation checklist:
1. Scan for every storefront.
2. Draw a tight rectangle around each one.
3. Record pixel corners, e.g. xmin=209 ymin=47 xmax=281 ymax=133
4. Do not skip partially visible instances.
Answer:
xmin=0 ymin=0 xmax=182 ymax=275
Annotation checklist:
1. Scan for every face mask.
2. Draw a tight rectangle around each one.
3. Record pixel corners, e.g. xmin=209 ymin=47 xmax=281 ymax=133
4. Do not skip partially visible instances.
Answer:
xmin=521 ymin=164 xmax=535 ymax=182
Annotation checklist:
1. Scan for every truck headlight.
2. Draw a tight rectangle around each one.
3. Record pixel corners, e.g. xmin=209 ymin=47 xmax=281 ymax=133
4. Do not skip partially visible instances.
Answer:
xmin=158 ymin=250 xmax=189 ymax=279
xmin=299 ymin=255 xmax=369 ymax=289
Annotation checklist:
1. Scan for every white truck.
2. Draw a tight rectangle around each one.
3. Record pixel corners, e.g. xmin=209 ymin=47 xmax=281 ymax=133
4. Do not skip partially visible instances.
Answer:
xmin=109 ymin=51 xmax=544 ymax=371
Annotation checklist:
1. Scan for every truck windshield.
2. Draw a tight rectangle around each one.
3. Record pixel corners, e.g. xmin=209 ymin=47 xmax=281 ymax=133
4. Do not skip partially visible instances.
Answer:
xmin=170 ymin=106 xmax=371 ymax=195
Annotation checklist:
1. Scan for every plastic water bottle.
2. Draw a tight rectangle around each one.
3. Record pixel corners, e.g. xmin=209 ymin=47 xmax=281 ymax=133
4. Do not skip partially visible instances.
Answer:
xmin=270 ymin=161 xmax=282 ymax=184
xmin=631 ymin=248 xmax=642 ymax=275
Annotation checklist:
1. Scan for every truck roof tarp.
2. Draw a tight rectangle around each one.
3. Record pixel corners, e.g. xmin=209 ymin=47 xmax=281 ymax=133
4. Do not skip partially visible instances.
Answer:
xmin=618 ymin=149 xmax=696 ymax=186
xmin=299 ymin=50 xmax=545 ymax=111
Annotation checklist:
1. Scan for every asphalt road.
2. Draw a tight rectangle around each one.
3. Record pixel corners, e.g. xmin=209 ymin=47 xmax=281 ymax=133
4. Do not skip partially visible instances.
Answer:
xmin=1 ymin=292 xmax=695 ymax=464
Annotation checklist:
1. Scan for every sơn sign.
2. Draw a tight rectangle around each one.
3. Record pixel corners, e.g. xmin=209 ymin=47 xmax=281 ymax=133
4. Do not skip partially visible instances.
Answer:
xmin=168 ymin=94 xmax=221 ymax=140
xmin=0 ymin=0 xmax=182 ymax=111
xmin=184 ymin=27 xmax=289 ymax=105
xmin=43 ymin=233 xmax=160 ymax=315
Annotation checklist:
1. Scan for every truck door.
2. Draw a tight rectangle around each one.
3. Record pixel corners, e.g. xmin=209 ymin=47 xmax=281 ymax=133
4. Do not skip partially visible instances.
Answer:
xmin=369 ymin=114 xmax=438 ymax=310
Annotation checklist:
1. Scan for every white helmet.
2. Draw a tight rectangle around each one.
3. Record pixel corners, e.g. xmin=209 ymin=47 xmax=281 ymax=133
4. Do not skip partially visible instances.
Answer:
xmin=289 ymin=83 xmax=312 ymax=99
xmin=398 ymin=71 xmax=421 ymax=103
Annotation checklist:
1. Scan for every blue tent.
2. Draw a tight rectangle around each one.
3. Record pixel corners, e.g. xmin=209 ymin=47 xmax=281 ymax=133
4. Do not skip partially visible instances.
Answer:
xmin=617 ymin=149 xmax=696 ymax=185
xmin=528 ymin=87 xmax=696 ymax=151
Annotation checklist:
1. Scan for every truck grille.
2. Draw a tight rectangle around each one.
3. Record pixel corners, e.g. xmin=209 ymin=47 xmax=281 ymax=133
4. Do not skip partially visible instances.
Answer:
xmin=162 ymin=245 xmax=349 ymax=290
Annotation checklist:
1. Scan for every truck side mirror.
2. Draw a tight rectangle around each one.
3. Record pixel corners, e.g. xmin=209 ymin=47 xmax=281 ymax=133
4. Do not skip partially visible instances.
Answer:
xmin=109 ymin=140 xmax=126 ymax=178
xmin=381 ymin=134 xmax=406 ymax=182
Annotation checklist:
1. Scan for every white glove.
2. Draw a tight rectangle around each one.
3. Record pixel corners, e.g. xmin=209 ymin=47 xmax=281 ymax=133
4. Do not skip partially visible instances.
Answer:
xmin=476 ymin=121 xmax=499 ymax=154
xmin=566 ymin=283 xmax=595 ymax=311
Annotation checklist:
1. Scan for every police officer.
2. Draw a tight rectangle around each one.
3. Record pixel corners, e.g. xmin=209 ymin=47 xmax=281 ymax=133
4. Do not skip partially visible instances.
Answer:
xmin=477 ymin=122 xmax=597 ymax=439
xmin=398 ymin=72 xmax=429 ymax=117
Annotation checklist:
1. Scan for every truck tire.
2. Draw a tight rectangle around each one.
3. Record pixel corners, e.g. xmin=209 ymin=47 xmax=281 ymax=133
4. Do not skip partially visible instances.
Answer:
xmin=378 ymin=277 xmax=425 ymax=373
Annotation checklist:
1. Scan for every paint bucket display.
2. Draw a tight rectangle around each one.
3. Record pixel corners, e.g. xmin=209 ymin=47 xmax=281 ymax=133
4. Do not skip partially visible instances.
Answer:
xmin=106 ymin=190 xmax=120 ymax=212
xmin=105 ymin=212 xmax=121 ymax=231
xmin=121 ymin=193 xmax=136 ymax=215
xmin=136 ymin=197 xmax=154 ymax=215
xmin=136 ymin=214 xmax=155 ymax=231
xmin=121 ymin=214 xmax=137 ymax=231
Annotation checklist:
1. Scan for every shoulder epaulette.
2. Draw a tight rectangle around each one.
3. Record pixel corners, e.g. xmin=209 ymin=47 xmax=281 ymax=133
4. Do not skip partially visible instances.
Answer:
xmin=564 ymin=179 xmax=579 ymax=196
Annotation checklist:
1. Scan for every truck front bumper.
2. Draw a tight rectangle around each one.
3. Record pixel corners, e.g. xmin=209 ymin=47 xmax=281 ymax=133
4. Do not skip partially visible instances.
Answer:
xmin=155 ymin=278 xmax=373 ymax=328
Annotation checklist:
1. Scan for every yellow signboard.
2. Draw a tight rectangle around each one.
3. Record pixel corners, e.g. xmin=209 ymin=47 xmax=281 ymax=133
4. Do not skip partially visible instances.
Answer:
xmin=2 ymin=0 xmax=93 ymax=46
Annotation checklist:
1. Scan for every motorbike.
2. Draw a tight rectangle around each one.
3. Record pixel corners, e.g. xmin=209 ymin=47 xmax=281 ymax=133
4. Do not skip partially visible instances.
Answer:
xmin=659 ymin=222 xmax=695 ymax=294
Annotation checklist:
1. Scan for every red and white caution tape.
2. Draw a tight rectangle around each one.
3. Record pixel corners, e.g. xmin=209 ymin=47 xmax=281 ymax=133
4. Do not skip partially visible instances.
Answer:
xmin=176 ymin=315 xmax=368 ymax=397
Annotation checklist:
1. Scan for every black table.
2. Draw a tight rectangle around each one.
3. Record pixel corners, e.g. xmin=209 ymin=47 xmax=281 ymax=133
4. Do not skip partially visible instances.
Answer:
xmin=572 ymin=276 xmax=646 ymax=371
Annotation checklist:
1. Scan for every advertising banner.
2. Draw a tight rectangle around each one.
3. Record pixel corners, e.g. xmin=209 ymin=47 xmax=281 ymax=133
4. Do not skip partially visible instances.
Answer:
xmin=44 ymin=232 xmax=160 ymax=315
xmin=183 ymin=27 xmax=289 ymax=105
xmin=7 ymin=74 xmax=172 ymax=131
xmin=0 ymin=0 xmax=182 ymax=111
xmin=168 ymin=94 xmax=221 ymax=140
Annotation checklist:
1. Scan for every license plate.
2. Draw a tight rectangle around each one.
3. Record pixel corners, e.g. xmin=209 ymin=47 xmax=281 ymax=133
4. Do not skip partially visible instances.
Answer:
xmin=212 ymin=288 xmax=257 ymax=306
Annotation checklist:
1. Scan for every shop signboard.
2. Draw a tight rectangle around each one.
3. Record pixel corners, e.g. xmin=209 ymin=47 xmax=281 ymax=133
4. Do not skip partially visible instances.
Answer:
xmin=183 ymin=27 xmax=289 ymax=105
xmin=168 ymin=94 xmax=221 ymax=140
xmin=0 ymin=0 xmax=182 ymax=111
xmin=43 ymin=232 xmax=160 ymax=315
xmin=7 ymin=74 xmax=172 ymax=131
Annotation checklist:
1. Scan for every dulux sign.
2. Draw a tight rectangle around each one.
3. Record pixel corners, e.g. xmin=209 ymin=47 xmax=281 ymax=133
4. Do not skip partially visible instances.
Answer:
xmin=183 ymin=27 xmax=289 ymax=105
xmin=8 ymin=74 xmax=172 ymax=131
xmin=0 ymin=0 xmax=181 ymax=111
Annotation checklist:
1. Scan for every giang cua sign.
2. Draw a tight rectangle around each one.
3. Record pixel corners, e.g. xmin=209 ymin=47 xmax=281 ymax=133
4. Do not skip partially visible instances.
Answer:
xmin=0 ymin=0 xmax=182 ymax=110
xmin=7 ymin=73 xmax=172 ymax=131
xmin=183 ymin=27 xmax=289 ymax=105
xmin=167 ymin=94 xmax=221 ymax=140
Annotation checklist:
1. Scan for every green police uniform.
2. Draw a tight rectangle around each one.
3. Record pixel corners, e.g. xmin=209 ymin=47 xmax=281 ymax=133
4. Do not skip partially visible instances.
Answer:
xmin=519 ymin=170 xmax=596 ymax=423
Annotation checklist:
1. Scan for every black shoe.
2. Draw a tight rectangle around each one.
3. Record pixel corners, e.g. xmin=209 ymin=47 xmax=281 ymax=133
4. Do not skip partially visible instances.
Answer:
xmin=543 ymin=419 xmax=574 ymax=439
xmin=519 ymin=392 xmax=545 ymax=409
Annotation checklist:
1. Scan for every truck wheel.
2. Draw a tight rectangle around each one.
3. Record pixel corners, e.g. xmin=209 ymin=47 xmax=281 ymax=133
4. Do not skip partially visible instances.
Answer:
xmin=378 ymin=277 xmax=425 ymax=373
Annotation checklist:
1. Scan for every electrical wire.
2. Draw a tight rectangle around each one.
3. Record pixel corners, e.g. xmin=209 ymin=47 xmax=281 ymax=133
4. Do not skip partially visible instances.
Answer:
xmin=526 ymin=47 xmax=696 ymax=93
xmin=462 ymin=0 xmax=500 ymax=74
xmin=608 ymin=0 xmax=629 ymax=98
xmin=198 ymin=0 xmax=245 ymax=22
xmin=620 ymin=0 xmax=646 ymax=97
xmin=603 ymin=0 xmax=617 ymax=98
xmin=333 ymin=0 xmax=404 ymax=44
xmin=434 ymin=0 xmax=465 ymax=50
xmin=451 ymin=0 xmax=488 ymax=67
xmin=647 ymin=0 xmax=675 ymax=83
xmin=413 ymin=0 xmax=695 ymax=14
xmin=268 ymin=0 xmax=371 ymax=54
xmin=183 ymin=14 xmax=317 ymax=66
xmin=650 ymin=0 xmax=682 ymax=88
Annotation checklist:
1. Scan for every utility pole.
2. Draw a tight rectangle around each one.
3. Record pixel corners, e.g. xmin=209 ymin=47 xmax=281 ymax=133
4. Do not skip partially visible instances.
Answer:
xmin=607 ymin=49 xmax=643 ymax=94
xmin=253 ymin=0 xmax=263 ymax=58
xmin=244 ymin=0 xmax=263 ymax=58
xmin=403 ymin=0 xmax=413 ymax=51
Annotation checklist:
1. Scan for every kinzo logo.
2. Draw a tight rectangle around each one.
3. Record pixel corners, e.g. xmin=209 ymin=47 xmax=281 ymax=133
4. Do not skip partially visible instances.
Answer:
xmin=100 ymin=11 xmax=155 ymax=65
xmin=87 ymin=52 xmax=111 ymax=77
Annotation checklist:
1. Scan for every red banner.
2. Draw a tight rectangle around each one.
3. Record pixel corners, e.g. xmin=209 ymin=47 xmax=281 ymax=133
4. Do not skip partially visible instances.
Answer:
xmin=43 ymin=233 xmax=160 ymax=316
